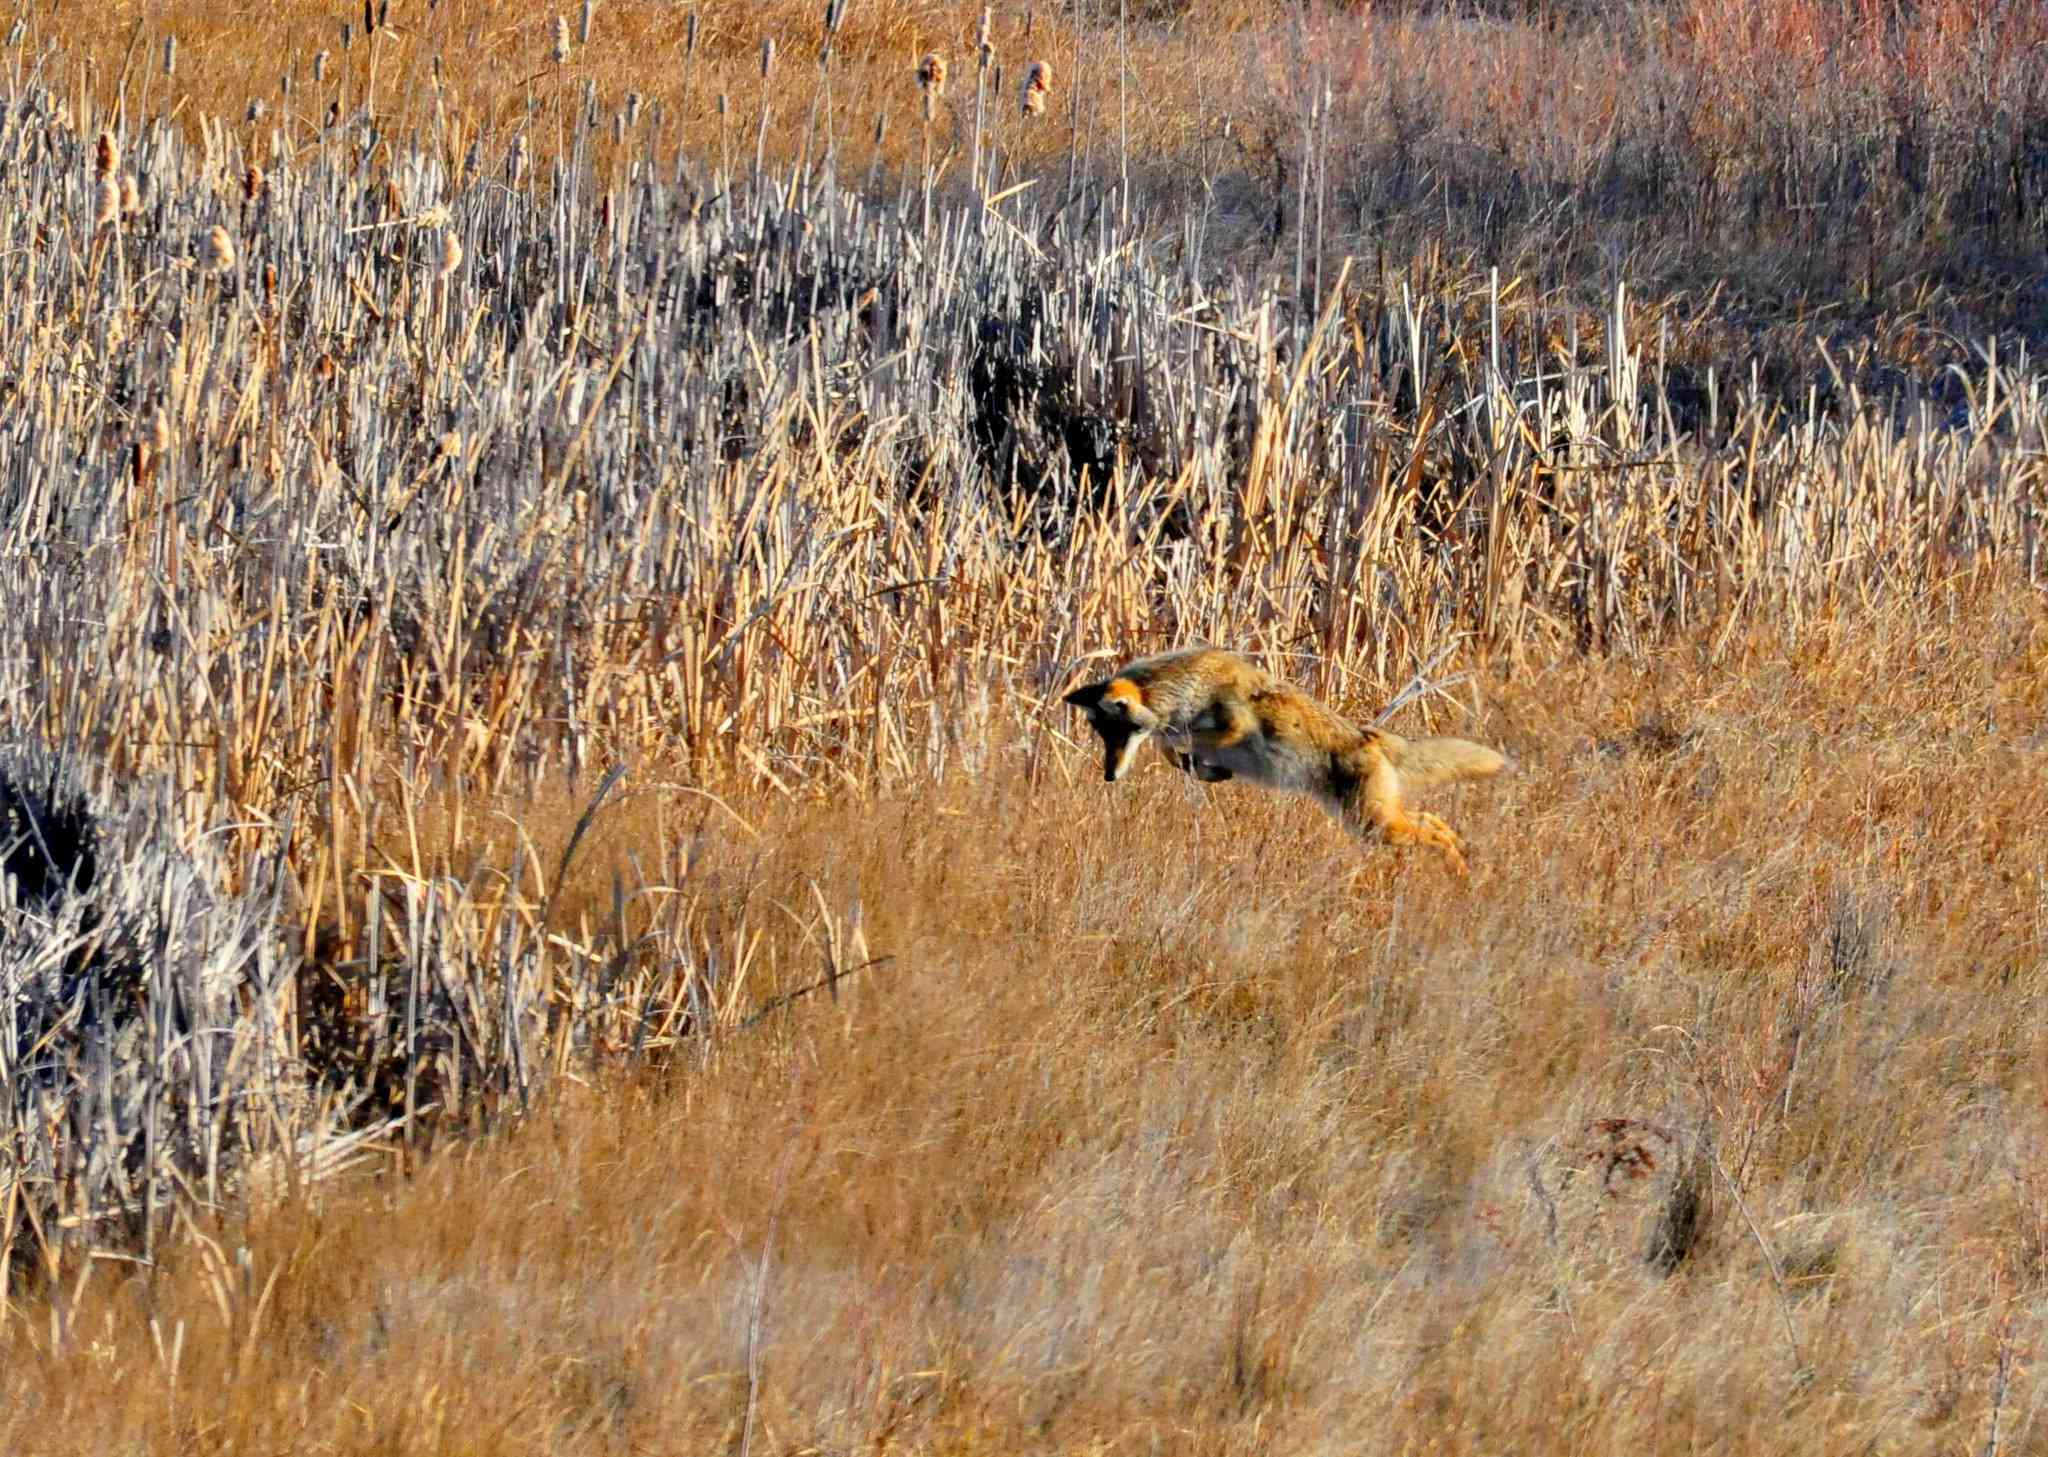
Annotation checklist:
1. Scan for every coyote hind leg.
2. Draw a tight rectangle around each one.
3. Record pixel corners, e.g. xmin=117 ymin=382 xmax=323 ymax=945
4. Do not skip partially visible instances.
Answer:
xmin=1351 ymin=756 xmax=1471 ymax=875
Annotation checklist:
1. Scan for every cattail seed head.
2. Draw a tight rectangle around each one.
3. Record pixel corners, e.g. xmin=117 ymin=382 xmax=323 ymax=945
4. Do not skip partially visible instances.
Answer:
xmin=148 ymin=407 xmax=171 ymax=456
xmin=162 ymin=36 xmax=177 ymax=76
xmin=578 ymin=0 xmax=594 ymax=46
xmin=201 ymin=224 xmax=236 ymax=274
xmin=313 ymin=50 xmax=330 ymax=83
xmin=510 ymin=133 xmax=530 ymax=180
xmin=975 ymin=8 xmax=990 ymax=51
xmin=1021 ymin=59 xmax=1051 ymax=116
xmin=685 ymin=12 xmax=699 ymax=57
xmin=94 ymin=128 xmax=117 ymax=178
xmin=759 ymin=36 xmax=775 ymax=77
xmin=121 ymin=173 xmax=142 ymax=216
xmin=916 ymin=51 xmax=947 ymax=98
xmin=437 ymin=228 xmax=463 ymax=279
xmin=553 ymin=15 xmax=571 ymax=65
xmin=244 ymin=163 xmax=266 ymax=202
xmin=625 ymin=91 xmax=642 ymax=128
xmin=94 ymin=173 xmax=120 ymax=230
xmin=246 ymin=98 xmax=267 ymax=123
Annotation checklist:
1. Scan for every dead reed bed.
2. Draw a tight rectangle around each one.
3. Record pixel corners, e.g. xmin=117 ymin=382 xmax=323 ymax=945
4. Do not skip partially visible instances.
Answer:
xmin=0 ymin=28 xmax=2044 ymax=1447
xmin=9 ymin=0 xmax=2048 ymax=339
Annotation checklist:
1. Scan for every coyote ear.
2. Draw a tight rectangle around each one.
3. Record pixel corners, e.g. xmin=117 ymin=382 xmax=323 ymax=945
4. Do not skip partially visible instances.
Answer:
xmin=1063 ymin=681 xmax=1108 ymax=711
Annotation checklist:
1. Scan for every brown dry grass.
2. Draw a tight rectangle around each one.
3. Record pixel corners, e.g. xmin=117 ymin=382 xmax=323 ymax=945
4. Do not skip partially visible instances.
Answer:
xmin=7 ymin=591 xmax=2048 ymax=1453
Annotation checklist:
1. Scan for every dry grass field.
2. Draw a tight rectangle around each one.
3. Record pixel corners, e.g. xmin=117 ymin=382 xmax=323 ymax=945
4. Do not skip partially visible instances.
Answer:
xmin=10 ymin=606 xmax=2048 ymax=1454
xmin=1 ymin=0 xmax=2047 ymax=1451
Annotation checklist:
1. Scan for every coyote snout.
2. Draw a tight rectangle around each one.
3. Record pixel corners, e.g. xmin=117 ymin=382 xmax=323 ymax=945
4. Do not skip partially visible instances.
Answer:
xmin=1061 ymin=678 xmax=1162 ymax=783
xmin=1064 ymin=647 xmax=1508 ymax=874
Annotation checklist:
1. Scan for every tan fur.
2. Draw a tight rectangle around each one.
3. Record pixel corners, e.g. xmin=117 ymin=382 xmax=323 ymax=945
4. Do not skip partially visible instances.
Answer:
xmin=1063 ymin=647 xmax=1509 ymax=875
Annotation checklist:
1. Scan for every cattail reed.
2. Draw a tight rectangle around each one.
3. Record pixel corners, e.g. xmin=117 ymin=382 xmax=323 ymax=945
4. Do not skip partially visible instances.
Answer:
xmin=553 ymin=15 xmax=571 ymax=66
xmin=95 ymin=128 xmax=117 ymax=178
xmin=1021 ymin=59 xmax=1051 ymax=116
xmin=201 ymin=225 xmax=236 ymax=275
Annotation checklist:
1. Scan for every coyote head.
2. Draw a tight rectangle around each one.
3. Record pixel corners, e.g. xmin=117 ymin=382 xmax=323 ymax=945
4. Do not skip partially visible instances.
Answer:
xmin=1062 ymin=677 xmax=1162 ymax=782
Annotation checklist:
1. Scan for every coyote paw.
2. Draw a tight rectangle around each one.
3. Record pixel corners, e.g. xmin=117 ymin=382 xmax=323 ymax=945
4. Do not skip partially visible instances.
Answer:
xmin=1413 ymin=812 xmax=1470 ymax=875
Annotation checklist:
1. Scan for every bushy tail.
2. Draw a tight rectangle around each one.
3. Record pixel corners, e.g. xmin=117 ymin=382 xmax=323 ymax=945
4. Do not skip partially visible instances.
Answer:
xmin=1380 ymin=731 xmax=1509 ymax=792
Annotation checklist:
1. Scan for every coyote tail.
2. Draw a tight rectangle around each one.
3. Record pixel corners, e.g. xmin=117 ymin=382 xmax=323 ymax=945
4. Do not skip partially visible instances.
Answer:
xmin=1380 ymin=731 xmax=1509 ymax=792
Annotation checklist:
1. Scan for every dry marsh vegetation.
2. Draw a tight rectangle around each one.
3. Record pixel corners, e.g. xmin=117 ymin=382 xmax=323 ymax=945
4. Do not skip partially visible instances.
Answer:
xmin=9 ymin=0 xmax=2047 ymax=335
xmin=0 ymin=0 xmax=2046 ymax=1451
xmin=10 ymin=615 xmax=2048 ymax=1453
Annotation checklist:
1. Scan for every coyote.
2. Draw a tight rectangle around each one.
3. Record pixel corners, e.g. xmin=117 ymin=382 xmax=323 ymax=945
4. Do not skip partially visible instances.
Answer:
xmin=1062 ymin=647 xmax=1508 ymax=874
